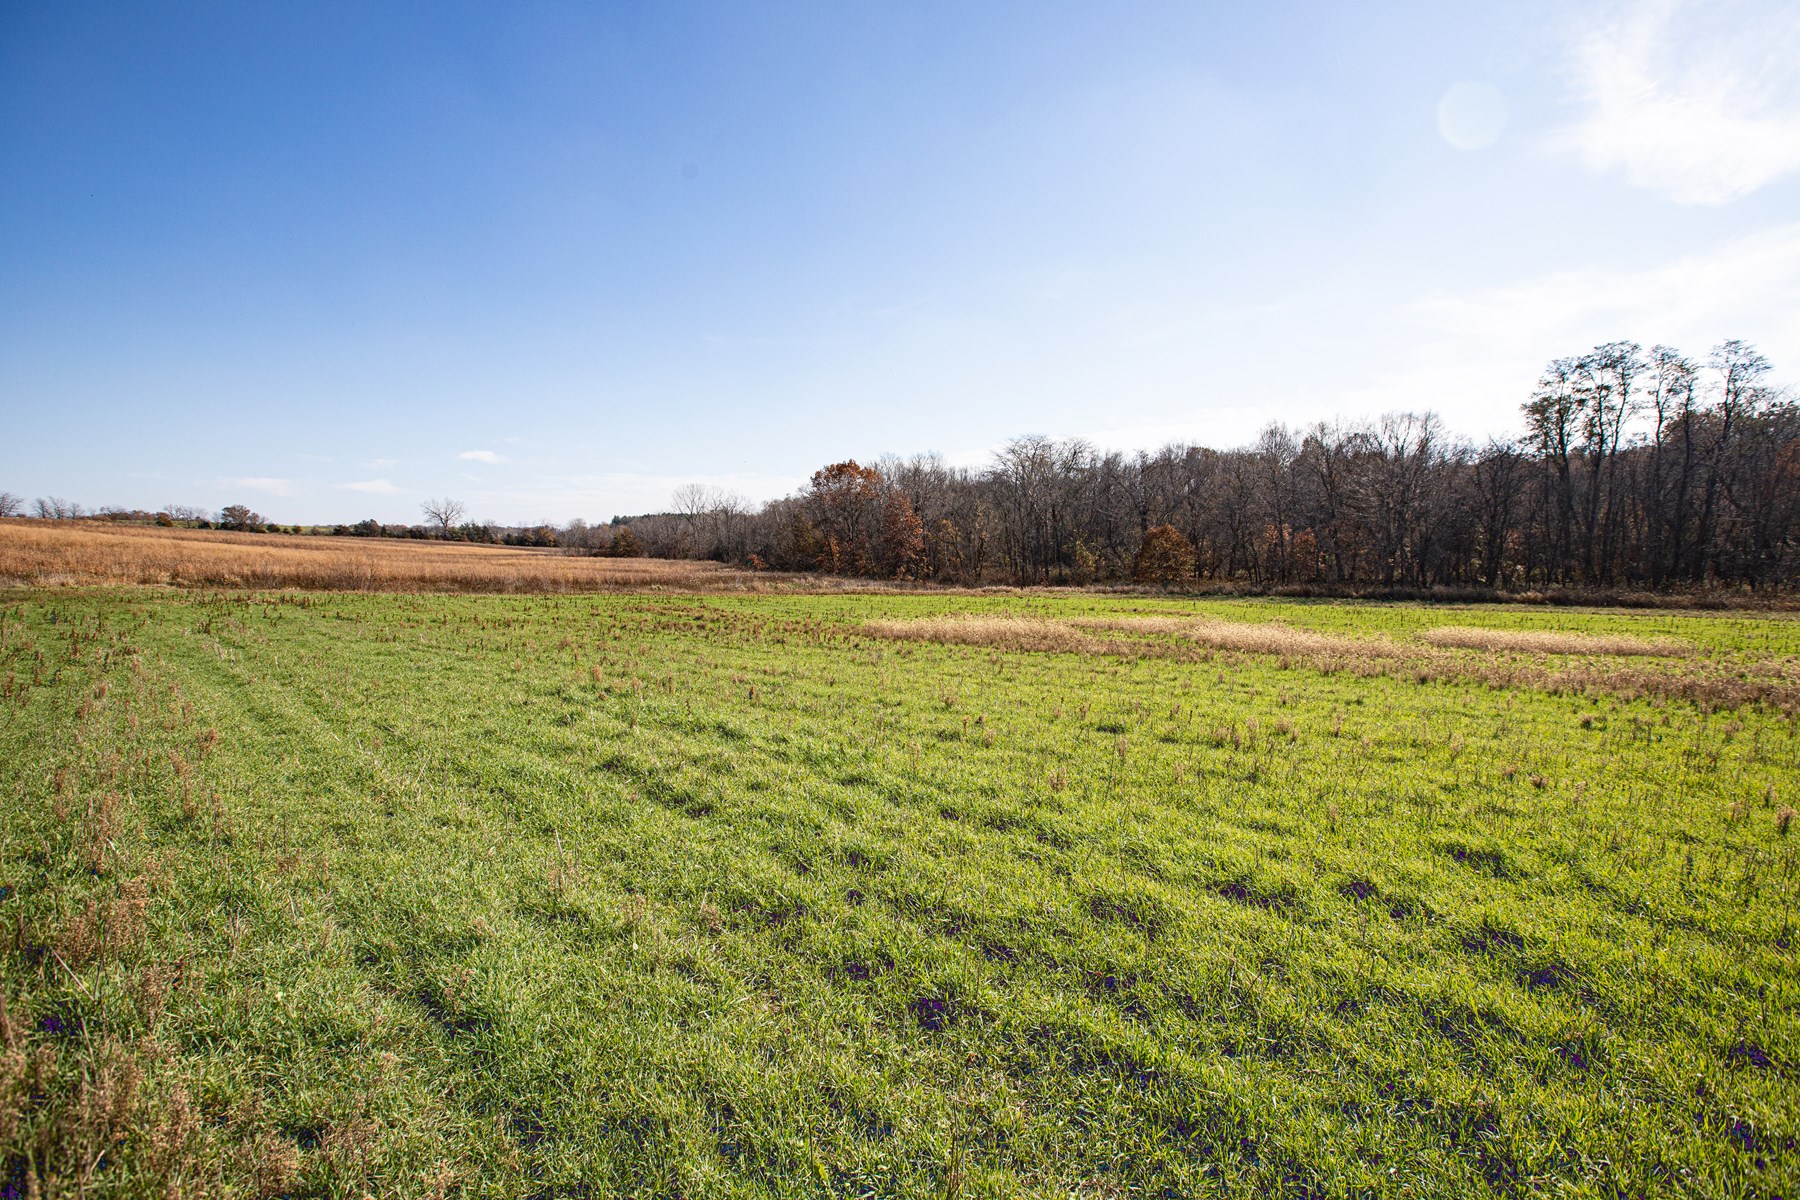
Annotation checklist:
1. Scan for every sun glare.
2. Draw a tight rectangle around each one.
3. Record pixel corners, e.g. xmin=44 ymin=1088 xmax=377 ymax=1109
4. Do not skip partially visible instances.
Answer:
xmin=1437 ymin=79 xmax=1508 ymax=151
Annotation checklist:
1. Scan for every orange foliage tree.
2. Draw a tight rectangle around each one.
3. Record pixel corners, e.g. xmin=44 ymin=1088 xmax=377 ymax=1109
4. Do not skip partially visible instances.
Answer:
xmin=878 ymin=492 xmax=925 ymax=578
xmin=1134 ymin=524 xmax=1196 ymax=584
xmin=804 ymin=461 xmax=883 ymax=573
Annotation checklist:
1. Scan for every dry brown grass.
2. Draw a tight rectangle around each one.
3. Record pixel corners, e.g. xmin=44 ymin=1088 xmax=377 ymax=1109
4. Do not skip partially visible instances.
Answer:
xmin=867 ymin=613 xmax=1403 ymax=665
xmin=862 ymin=615 xmax=1103 ymax=654
xmin=865 ymin=613 xmax=1800 ymax=713
xmin=1070 ymin=616 xmax=1408 ymax=660
xmin=1417 ymin=625 xmax=1692 ymax=657
xmin=0 ymin=520 xmax=785 ymax=593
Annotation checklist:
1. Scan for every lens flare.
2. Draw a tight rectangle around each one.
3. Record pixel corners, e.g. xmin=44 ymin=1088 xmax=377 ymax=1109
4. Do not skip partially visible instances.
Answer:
xmin=1437 ymin=80 xmax=1508 ymax=151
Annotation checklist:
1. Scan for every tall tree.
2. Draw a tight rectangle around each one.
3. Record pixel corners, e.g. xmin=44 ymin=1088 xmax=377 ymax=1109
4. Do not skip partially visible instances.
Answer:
xmin=1576 ymin=342 xmax=1643 ymax=582
xmin=1644 ymin=345 xmax=1697 ymax=582
xmin=421 ymin=498 xmax=467 ymax=538
xmin=877 ymin=492 xmax=926 ymax=579
xmin=805 ymin=461 xmax=883 ymax=573
xmin=1697 ymin=340 xmax=1774 ymax=581
xmin=1522 ymin=358 xmax=1582 ymax=582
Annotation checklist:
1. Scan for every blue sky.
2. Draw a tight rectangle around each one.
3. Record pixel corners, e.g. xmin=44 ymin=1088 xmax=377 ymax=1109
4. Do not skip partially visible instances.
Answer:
xmin=3 ymin=0 xmax=1798 ymax=524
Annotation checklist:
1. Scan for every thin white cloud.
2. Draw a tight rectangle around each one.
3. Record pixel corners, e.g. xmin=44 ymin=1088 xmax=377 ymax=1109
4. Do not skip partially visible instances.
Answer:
xmin=223 ymin=476 xmax=295 ymax=497
xmin=361 ymin=458 xmax=399 ymax=469
xmin=1550 ymin=0 xmax=1800 ymax=204
xmin=1334 ymin=221 xmax=1800 ymax=433
xmin=930 ymin=222 xmax=1800 ymax=458
xmin=458 ymin=450 xmax=507 ymax=464
xmin=338 ymin=478 xmax=401 ymax=495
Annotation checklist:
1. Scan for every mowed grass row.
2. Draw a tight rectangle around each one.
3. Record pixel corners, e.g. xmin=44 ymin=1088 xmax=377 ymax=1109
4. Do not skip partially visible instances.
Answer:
xmin=0 ymin=590 xmax=1795 ymax=1198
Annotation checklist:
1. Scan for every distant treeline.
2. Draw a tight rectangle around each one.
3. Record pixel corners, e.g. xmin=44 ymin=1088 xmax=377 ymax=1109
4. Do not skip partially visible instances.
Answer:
xmin=0 ymin=499 xmax=576 ymax=549
xmin=7 ymin=339 xmax=1793 ymax=591
xmin=622 ymin=339 xmax=1799 ymax=590
xmin=328 ymin=517 xmax=569 ymax=548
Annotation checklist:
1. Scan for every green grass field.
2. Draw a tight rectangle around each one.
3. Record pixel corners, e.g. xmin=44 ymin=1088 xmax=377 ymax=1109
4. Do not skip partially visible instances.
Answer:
xmin=2 ymin=589 xmax=1796 ymax=1198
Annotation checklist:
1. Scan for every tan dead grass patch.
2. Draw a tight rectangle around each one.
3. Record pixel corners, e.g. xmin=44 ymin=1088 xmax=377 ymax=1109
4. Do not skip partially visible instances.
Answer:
xmin=863 ymin=615 xmax=1102 ymax=654
xmin=1418 ymin=625 xmax=1691 ymax=657
xmin=1070 ymin=616 xmax=1410 ymax=660
xmin=868 ymin=613 xmax=1402 ymax=665
xmin=865 ymin=613 xmax=1798 ymax=713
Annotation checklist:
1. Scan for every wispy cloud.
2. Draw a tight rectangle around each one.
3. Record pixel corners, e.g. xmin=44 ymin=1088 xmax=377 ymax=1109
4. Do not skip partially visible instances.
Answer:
xmin=944 ymin=222 xmax=1800 ymax=457
xmin=1333 ymin=220 xmax=1800 ymax=431
xmin=1550 ymin=0 xmax=1800 ymax=204
xmin=338 ymin=478 xmax=401 ymax=495
xmin=458 ymin=450 xmax=507 ymax=464
xmin=223 ymin=476 xmax=295 ymax=497
xmin=361 ymin=458 xmax=399 ymax=469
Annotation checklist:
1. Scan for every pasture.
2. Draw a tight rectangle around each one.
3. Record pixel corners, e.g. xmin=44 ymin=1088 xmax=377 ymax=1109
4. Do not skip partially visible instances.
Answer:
xmin=1 ymin=588 xmax=1795 ymax=1198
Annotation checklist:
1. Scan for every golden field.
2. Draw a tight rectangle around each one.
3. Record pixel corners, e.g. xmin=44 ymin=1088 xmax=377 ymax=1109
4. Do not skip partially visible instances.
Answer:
xmin=0 ymin=520 xmax=776 ymax=592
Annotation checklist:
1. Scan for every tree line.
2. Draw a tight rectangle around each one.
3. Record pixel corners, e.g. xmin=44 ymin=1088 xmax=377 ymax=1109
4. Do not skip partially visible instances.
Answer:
xmin=8 ymin=338 xmax=1793 ymax=591
xmin=0 ymin=496 xmax=577 ymax=548
xmin=621 ymin=339 xmax=1797 ymax=590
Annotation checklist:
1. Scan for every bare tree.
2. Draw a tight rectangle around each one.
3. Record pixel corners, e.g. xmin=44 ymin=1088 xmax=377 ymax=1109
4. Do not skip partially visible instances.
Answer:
xmin=669 ymin=483 xmax=720 ymax=554
xmin=1566 ymin=342 xmax=1644 ymax=582
xmin=34 ymin=497 xmax=82 ymax=519
xmin=670 ymin=483 xmax=723 ymax=520
xmin=0 ymin=492 xmax=21 ymax=518
xmin=1643 ymin=345 xmax=1697 ymax=582
xmin=1462 ymin=439 xmax=1522 ymax=587
xmin=421 ymin=497 xmax=467 ymax=537
xmin=710 ymin=490 xmax=753 ymax=562
xmin=1522 ymin=358 xmax=1582 ymax=581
